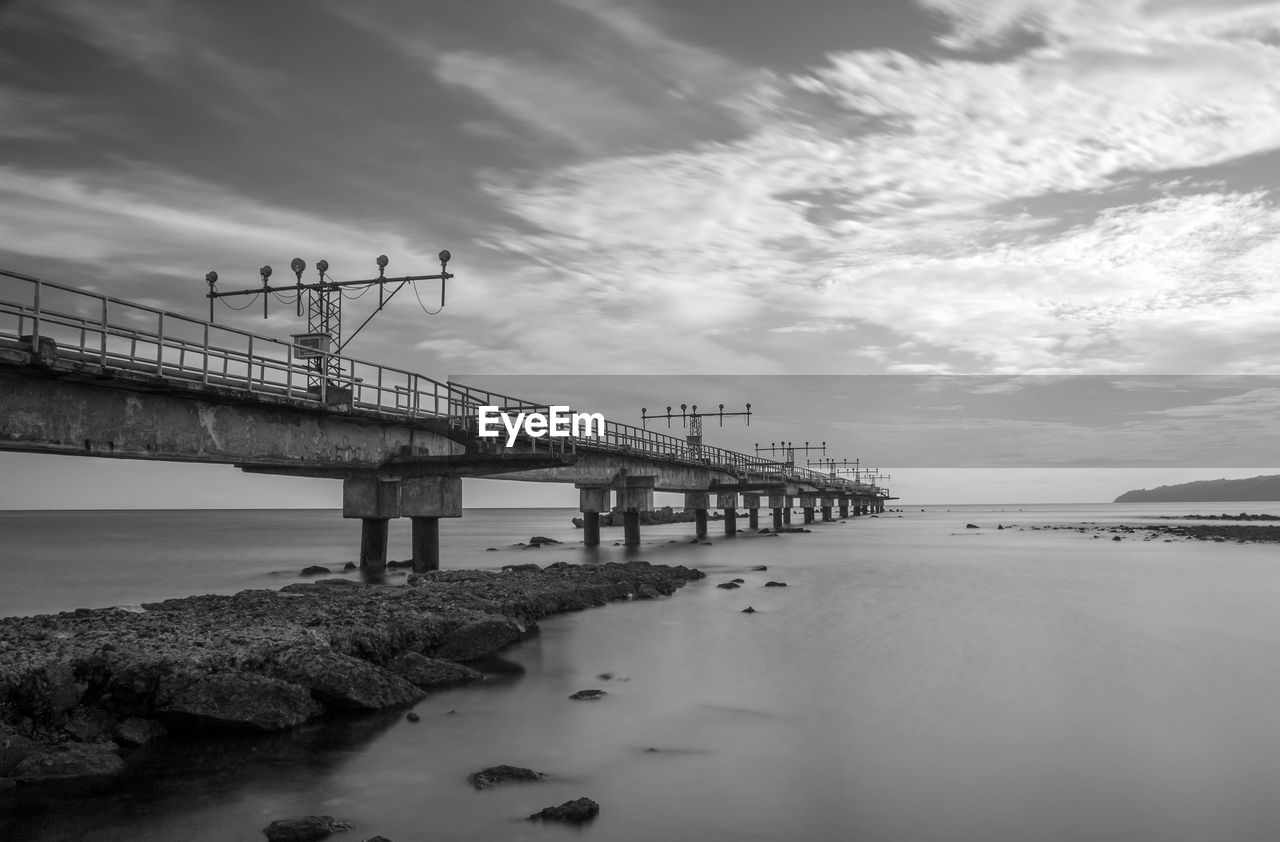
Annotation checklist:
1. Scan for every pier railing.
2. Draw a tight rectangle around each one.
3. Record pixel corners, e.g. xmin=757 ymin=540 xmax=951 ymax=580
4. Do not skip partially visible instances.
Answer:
xmin=0 ymin=268 xmax=880 ymax=493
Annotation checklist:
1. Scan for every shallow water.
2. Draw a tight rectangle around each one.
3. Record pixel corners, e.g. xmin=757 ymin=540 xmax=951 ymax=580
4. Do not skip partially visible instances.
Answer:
xmin=5 ymin=503 xmax=1280 ymax=841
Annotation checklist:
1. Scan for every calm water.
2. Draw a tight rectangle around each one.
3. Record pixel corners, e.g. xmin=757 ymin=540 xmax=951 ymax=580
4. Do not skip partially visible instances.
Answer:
xmin=4 ymin=503 xmax=1280 ymax=842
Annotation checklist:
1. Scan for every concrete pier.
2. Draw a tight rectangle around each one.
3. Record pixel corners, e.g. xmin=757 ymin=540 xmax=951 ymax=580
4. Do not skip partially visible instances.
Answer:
xmin=839 ymin=499 xmax=850 ymax=518
xmin=686 ymin=491 xmax=710 ymax=539
xmin=410 ymin=517 xmax=439 ymax=571
xmin=360 ymin=518 xmax=390 ymax=568
xmin=578 ymin=486 xmax=610 ymax=548
xmin=402 ymin=476 xmax=462 ymax=572
xmin=718 ymin=492 xmax=738 ymax=536
xmin=618 ymin=478 xmax=654 ymax=548
xmin=744 ymin=493 xmax=760 ymax=530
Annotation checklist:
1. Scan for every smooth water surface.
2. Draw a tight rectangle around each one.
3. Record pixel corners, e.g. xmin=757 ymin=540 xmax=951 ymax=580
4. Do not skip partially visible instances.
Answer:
xmin=4 ymin=503 xmax=1280 ymax=841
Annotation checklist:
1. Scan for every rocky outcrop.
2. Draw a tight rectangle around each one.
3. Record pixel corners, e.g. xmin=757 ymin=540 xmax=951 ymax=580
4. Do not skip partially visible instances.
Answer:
xmin=528 ymin=797 xmax=600 ymax=823
xmin=262 ymin=815 xmax=353 ymax=841
xmin=468 ymin=764 xmax=547 ymax=789
xmin=0 ymin=561 xmax=703 ymax=785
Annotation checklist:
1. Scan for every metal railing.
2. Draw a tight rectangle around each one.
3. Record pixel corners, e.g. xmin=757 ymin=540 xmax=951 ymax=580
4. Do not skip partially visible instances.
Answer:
xmin=0 ymin=267 xmax=885 ymax=494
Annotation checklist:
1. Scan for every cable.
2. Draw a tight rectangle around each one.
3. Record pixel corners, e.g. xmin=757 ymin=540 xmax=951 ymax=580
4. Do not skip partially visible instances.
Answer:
xmin=412 ymin=279 xmax=443 ymax=315
xmin=219 ymin=293 xmax=260 ymax=311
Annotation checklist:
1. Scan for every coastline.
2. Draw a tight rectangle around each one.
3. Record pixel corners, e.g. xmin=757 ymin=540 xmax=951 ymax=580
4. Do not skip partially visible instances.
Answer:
xmin=0 ymin=560 xmax=703 ymax=786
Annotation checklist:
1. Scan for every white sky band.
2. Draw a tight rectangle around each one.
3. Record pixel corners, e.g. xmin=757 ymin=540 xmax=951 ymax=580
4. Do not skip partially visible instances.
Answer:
xmin=476 ymin=405 xmax=606 ymax=447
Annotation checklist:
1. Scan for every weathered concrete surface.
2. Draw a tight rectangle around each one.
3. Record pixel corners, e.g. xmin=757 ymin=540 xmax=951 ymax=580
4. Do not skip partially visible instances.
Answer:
xmin=0 ymin=368 xmax=462 ymax=469
xmin=0 ymin=561 xmax=703 ymax=784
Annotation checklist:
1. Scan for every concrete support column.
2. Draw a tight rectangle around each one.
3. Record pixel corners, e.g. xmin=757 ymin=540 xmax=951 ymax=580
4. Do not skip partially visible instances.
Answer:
xmin=618 ymin=478 xmax=654 ymax=548
xmin=803 ymin=507 xmax=815 ymax=524
xmin=685 ymin=491 xmax=710 ymax=539
xmin=772 ymin=509 xmax=783 ymax=529
xmin=344 ymin=476 xmax=402 ymax=570
xmin=821 ymin=497 xmax=834 ymax=522
xmin=623 ymin=510 xmax=641 ymax=547
xmin=360 ymin=518 xmax=390 ymax=568
xmin=583 ymin=512 xmax=600 ymax=547
xmin=717 ymin=492 xmax=738 ymax=536
xmin=744 ymin=493 xmax=761 ymax=530
xmin=839 ymin=499 xmax=850 ymax=519
xmin=578 ymin=486 xmax=610 ymax=548
xmin=401 ymin=476 xmax=462 ymax=572
xmin=783 ymin=507 xmax=792 ymax=524
xmin=410 ymin=517 xmax=439 ymax=571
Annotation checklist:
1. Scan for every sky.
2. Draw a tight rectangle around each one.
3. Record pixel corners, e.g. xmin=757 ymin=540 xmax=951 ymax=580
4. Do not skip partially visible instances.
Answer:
xmin=2 ymin=0 xmax=1280 ymax=506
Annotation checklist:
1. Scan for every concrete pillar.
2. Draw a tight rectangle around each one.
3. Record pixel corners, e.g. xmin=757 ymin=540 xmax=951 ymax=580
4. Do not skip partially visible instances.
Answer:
xmin=400 ymin=476 xmax=462 ymax=572
xmin=410 ymin=517 xmax=440 ymax=571
xmin=772 ymin=508 xmax=783 ymax=529
xmin=821 ymin=497 xmax=834 ymax=522
xmin=744 ymin=493 xmax=761 ymax=530
xmin=618 ymin=478 xmax=654 ymax=548
xmin=583 ymin=512 xmax=600 ymax=547
xmin=344 ymin=476 xmax=401 ymax=570
xmin=839 ymin=499 xmax=850 ymax=518
xmin=804 ymin=507 xmax=815 ymax=524
xmin=623 ymin=510 xmax=641 ymax=547
xmin=360 ymin=518 xmax=390 ymax=568
xmin=717 ymin=492 xmax=738 ymax=535
xmin=578 ymin=486 xmax=610 ymax=548
xmin=783 ymin=507 xmax=792 ymax=524
xmin=685 ymin=491 xmax=710 ymax=539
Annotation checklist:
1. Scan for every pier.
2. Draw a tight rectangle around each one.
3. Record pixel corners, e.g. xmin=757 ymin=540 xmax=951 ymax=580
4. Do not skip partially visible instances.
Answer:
xmin=0 ymin=268 xmax=892 ymax=571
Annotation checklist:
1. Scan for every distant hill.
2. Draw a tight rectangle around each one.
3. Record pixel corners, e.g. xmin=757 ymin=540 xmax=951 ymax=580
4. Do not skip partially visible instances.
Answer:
xmin=1115 ymin=475 xmax=1280 ymax=503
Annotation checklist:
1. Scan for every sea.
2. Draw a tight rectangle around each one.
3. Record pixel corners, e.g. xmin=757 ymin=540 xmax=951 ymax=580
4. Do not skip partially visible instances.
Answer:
xmin=3 ymin=502 xmax=1280 ymax=842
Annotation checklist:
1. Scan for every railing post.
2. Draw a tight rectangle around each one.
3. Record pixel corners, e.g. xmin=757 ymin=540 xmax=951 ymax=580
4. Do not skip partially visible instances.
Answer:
xmin=156 ymin=312 xmax=165 ymax=375
xmin=285 ymin=345 xmax=293 ymax=397
xmin=31 ymin=277 xmax=41 ymax=350
xmin=247 ymin=336 xmax=254 ymax=391
xmin=202 ymin=324 xmax=209 ymax=384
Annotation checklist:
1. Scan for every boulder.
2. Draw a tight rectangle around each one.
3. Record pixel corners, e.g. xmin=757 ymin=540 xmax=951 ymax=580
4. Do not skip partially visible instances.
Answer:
xmin=0 ymin=724 xmax=34 ymax=775
xmin=741 ymin=606 xmax=756 ymax=614
xmin=763 ymin=581 xmax=788 ymax=588
xmin=965 ymin=523 xmax=979 ymax=529
xmin=568 ymin=689 xmax=606 ymax=701
xmin=270 ymin=649 xmax=424 ymax=710
xmin=299 ymin=565 xmax=331 ymax=576
xmin=434 ymin=615 xmax=524 ymax=661
xmin=10 ymin=741 xmax=124 ymax=781
xmin=385 ymin=652 xmax=483 ymax=688
xmin=114 ymin=717 xmax=168 ymax=746
xmin=716 ymin=582 xmax=740 ymax=590
xmin=468 ymin=764 xmax=547 ymax=789
xmin=160 ymin=672 xmax=321 ymax=731
xmin=528 ymin=797 xmax=600 ymax=823
xmin=528 ymin=536 xmax=562 ymax=545
xmin=262 ymin=815 xmax=353 ymax=841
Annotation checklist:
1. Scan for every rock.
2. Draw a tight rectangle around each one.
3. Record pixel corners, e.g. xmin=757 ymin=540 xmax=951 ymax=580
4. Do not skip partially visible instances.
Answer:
xmin=568 ymin=689 xmax=606 ymax=701
xmin=342 ymin=562 xmax=358 ymax=571
xmin=63 ymin=709 xmax=111 ymax=742
xmin=361 ymin=837 xmax=392 ymax=842
xmin=750 ymin=565 xmax=768 ymax=571
xmin=406 ymin=712 xmax=420 ymax=723
xmin=160 ymin=673 xmax=322 ymax=731
xmin=435 ymin=614 xmax=524 ymax=662
xmin=114 ymin=717 xmax=168 ymax=746
xmin=299 ymin=565 xmax=331 ymax=576
xmin=262 ymin=815 xmax=353 ymax=841
xmin=965 ymin=523 xmax=979 ymax=529
xmin=385 ymin=652 xmax=483 ymax=688
xmin=528 ymin=797 xmax=600 ymax=823
xmin=1112 ymin=535 xmax=1122 ymax=541
xmin=468 ymin=764 xmax=547 ymax=789
xmin=731 ymin=578 xmax=745 ymax=584
xmin=270 ymin=648 xmax=425 ymax=710
xmin=386 ymin=559 xmax=414 ymax=569
xmin=716 ymin=582 xmax=740 ymax=590
xmin=596 ymin=673 xmax=613 ymax=680
xmin=997 ymin=524 xmax=1004 ymax=530
xmin=0 ymin=725 xmax=34 ymax=775
xmin=763 ymin=581 xmax=788 ymax=588
xmin=741 ymin=606 xmax=756 ymax=614
xmin=528 ymin=536 xmax=562 ymax=545
xmin=10 ymin=741 xmax=124 ymax=781
xmin=571 ymin=517 xmax=584 ymax=528
xmin=501 ymin=563 xmax=541 ymax=573
xmin=635 ymin=584 xmax=663 ymax=599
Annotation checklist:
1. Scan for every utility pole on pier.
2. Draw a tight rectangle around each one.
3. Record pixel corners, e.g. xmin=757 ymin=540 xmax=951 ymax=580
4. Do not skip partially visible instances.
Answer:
xmin=808 ymin=457 xmax=860 ymax=479
xmin=641 ymin=403 xmax=751 ymax=459
xmin=756 ymin=440 xmax=825 ymax=469
xmin=204 ymin=252 xmax=453 ymax=394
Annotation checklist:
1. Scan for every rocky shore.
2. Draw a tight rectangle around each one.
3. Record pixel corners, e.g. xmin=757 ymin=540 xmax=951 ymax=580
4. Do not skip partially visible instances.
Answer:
xmin=0 ymin=561 xmax=703 ymax=786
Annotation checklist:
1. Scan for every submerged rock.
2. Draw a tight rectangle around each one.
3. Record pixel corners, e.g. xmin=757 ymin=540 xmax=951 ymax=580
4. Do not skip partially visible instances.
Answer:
xmin=434 ymin=614 xmax=525 ymax=662
xmin=568 ymin=689 xmax=607 ymax=701
xmin=763 ymin=581 xmax=788 ymax=588
xmin=262 ymin=815 xmax=353 ymax=841
xmin=298 ymin=565 xmax=331 ymax=576
xmin=113 ymin=717 xmax=167 ymax=746
xmin=529 ymin=797 xmax=600 ymax=823
xmin=385 ymin=652 xmax=482 ymax=688
xmin=159 ymin=673 xmax=322 ymax=731
xmin=468 ymin=764 xmax=547 ymax=789
xmin=9 ymin=741 xmax=124 ymax=781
